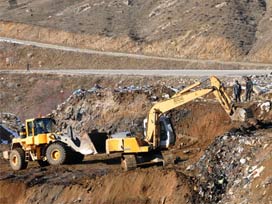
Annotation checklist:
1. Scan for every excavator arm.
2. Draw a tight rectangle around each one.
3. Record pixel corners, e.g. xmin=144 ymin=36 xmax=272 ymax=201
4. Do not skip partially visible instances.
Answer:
xmin=145 ymin=76 xmax=234 ymax=148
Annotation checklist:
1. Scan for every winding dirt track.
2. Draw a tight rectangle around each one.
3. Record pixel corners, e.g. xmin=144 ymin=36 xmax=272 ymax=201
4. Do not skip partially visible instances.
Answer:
xmin=0 ymin=36 xmax=272 ymax=69
xmin=0 ymin=69 xmax=271 ymax=77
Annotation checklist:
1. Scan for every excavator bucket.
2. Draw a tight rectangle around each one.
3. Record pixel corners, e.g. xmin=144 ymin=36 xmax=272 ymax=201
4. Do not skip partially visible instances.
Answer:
xmin=230 ymin=107 xmax=250 ymax=122
xmin=210 ymin=76 xmax=249 ymax=122
xmin=55 ymin=127 xmax=98 ymax=155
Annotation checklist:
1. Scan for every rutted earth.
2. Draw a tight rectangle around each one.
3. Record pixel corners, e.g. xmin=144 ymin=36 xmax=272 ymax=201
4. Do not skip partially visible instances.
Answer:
xmin=0 ymin=73 xmax=272 ymax=204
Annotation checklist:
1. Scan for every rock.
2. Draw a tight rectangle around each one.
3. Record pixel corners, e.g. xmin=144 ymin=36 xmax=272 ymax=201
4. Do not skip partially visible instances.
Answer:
xmin=14 ymin=96 xmax=22 ymax=102
xmin=258 ymin=101 xmax=271 ymax=113
xmin=215 ymin=2 xmax=227 ymax=8
xmin=27 ymin=52 xmax=34 ymax=58
xmin=162 ymin=93 xmax=170 ymax=99
xmin=76 ymin=3 xmax=91 ymax=13
xmin=240 ymin=158 xmax=246 ymax=164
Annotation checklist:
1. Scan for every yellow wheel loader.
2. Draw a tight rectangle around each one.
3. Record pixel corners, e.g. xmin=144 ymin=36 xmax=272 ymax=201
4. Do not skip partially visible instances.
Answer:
xmin=3 ymin=117 xmax=96 ymax=170
xmin=106 ymin=76 xmax=244 ymax=170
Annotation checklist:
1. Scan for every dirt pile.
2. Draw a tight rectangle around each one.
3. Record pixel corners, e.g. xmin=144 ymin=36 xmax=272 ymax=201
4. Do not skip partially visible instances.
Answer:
xmin=50 ymin=86 xmax=154 ymax=135
xmin=0 ymin=73 xmax=200 ymax=120
xmin=0 ymin=0 xmax=271 ymax=63
xmin=0 ymin=166 xmax=193 ymax=204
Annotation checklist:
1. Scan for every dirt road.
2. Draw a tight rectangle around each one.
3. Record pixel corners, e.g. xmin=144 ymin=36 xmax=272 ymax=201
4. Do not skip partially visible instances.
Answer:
xmin=1 ymin=37 xmax=272 ymax=69
xmin=0 ymin=69 xmax=271 ymax=77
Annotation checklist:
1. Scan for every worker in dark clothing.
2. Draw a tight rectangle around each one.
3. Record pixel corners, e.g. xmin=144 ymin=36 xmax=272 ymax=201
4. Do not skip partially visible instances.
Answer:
xmin=245 ymin=77 xmax=253 ymax=101
xmin=233 ymin=80 xmax=242 ymax=102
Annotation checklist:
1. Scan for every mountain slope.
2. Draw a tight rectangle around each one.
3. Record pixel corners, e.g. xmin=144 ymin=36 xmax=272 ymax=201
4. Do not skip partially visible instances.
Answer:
xmin=0 ymin=0 xmax=271 ymax=63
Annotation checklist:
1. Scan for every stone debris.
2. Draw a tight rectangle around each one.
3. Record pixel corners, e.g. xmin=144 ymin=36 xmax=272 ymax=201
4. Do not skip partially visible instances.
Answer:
xmin=114 ymin=85 xmax=153 ymax=94
xmin=250 ymin=74 xmax=272 ymax=95
xmin=0 ymin=113 xmax=21 ymax=143
xmin=215 ymin=2 xmax=227 ymax=8
xmin=191 ymin=127 xmax=271 ymax=204
xmin=258 ymin=101 xmax=271 ymax=113
xmin=75 ymin=4 xmax=91 ymax=14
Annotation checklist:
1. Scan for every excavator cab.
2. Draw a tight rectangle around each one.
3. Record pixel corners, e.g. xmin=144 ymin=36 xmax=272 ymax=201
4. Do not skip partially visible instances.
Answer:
xmin=159 ymin=116 xmax=176 ymax=148
xmin=143 ymin=116 xmax=176 ymax=149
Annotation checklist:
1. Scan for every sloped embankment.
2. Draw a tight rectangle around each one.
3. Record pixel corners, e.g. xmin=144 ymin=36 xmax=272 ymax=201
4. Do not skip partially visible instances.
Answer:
xmin=0 ymin=0 xmax=270 ymax=63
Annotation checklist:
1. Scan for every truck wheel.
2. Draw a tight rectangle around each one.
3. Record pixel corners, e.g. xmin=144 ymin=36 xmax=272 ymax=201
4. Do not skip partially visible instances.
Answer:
xmin=46 ymin=143 xmax=68 ymax=165
xmin=37 ymin=160 xmax=49 ymax=167
xmin=9 ymin=148 xmax=28 ymax=171
xmin=121 ymin=154 xmax=137 ymax=171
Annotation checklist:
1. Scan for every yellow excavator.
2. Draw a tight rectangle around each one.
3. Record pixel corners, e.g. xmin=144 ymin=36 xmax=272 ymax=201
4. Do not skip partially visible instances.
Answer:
xmin=106 ymin=76 xmax=239 ymax=170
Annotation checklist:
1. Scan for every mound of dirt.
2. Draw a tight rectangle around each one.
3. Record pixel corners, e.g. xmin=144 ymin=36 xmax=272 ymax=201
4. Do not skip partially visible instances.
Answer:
xmin=0 ymin=167 xmax=193 ymax=204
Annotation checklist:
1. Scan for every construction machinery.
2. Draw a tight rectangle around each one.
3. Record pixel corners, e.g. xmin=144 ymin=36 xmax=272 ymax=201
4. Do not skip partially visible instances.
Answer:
xmin=3 ymin=117 xmax=96 ymax=170
xmin=4 ymin=76 xmax=242 ymax=171
xmin=106 ymin=76 xmax=238 ymax=170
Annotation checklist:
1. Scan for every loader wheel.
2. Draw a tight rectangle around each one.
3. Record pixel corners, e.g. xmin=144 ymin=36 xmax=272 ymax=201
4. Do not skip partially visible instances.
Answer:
xmin=121 ymin=154 xmax=137 ymax=171
xmin=9 ymin=148 xmax=28 ymax=171
xmin=37 ymin=160 xmax=49 ymax=167
xmin=46 ymin=143 xmax=67 ymax=165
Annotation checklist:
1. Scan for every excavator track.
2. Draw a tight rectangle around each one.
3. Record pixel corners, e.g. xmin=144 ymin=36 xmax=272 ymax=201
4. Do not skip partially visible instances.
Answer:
xmin=121 ymin=154 xmax=137 ymax=171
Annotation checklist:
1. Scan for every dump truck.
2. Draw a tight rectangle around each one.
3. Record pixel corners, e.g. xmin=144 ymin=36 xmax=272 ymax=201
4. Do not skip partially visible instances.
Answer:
xmin=3 ymin=117 xmax=96 ymax=170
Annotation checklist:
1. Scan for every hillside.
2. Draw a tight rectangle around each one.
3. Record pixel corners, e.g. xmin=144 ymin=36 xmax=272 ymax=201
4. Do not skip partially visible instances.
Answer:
xmin=0 ymin=0 xmax=272 ymax=65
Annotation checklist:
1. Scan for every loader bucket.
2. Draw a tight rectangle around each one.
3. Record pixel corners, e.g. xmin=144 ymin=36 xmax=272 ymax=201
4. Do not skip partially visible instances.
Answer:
xmin=75 ymin=132 xmax=98 ymax=155
xmin=55 ymin=127 xmax=98 ymax=155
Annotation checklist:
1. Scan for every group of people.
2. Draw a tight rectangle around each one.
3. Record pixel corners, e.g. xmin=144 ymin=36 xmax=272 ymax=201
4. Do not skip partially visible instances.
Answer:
xmin=233 ymin=77 xmax=253 ymax=102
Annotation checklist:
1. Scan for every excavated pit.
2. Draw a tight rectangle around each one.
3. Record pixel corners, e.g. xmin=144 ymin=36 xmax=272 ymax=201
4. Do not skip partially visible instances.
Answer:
xmin=0 ymin=73 xmax=271 ymax=204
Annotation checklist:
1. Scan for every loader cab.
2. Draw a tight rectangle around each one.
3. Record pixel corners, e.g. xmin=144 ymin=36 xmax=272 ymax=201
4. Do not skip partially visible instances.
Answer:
xmin=33 ymin=118 xmax=55 ymax=135
xmin=25 ymin=118 xmax=55 ymax=136
xmin=143 ymin=116 xmax=176 ymax=149
xmin=24 ymin=118 xmax=56 ymax=145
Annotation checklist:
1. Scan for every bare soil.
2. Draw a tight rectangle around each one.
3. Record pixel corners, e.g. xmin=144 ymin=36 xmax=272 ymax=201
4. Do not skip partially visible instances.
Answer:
xmin=0 ymin=73 xmax=271 ymax=204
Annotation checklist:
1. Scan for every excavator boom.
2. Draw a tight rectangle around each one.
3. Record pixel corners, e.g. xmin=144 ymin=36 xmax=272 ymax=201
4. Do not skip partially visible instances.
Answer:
xmin=145 ymin=76 xmax=234 ymax=147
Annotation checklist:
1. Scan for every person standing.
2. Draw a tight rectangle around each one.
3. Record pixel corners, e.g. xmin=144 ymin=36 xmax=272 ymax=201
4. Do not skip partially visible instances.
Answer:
xmin=26 ymin=62 xmax=30 ymax=71
xmin=233 ymin=80 xmax=242 ymax=102
xmin=245 ymin=77 xmax=253 ymax=101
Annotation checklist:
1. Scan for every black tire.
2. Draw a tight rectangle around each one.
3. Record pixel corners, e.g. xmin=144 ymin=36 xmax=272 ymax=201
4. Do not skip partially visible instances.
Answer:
xmin=37 ymin=160 xmax=49 ymax=167
xmin=9 ymin=148 xmax=28 ymax=171
xmin=46 ymin=143 xmax=68 ymax=165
